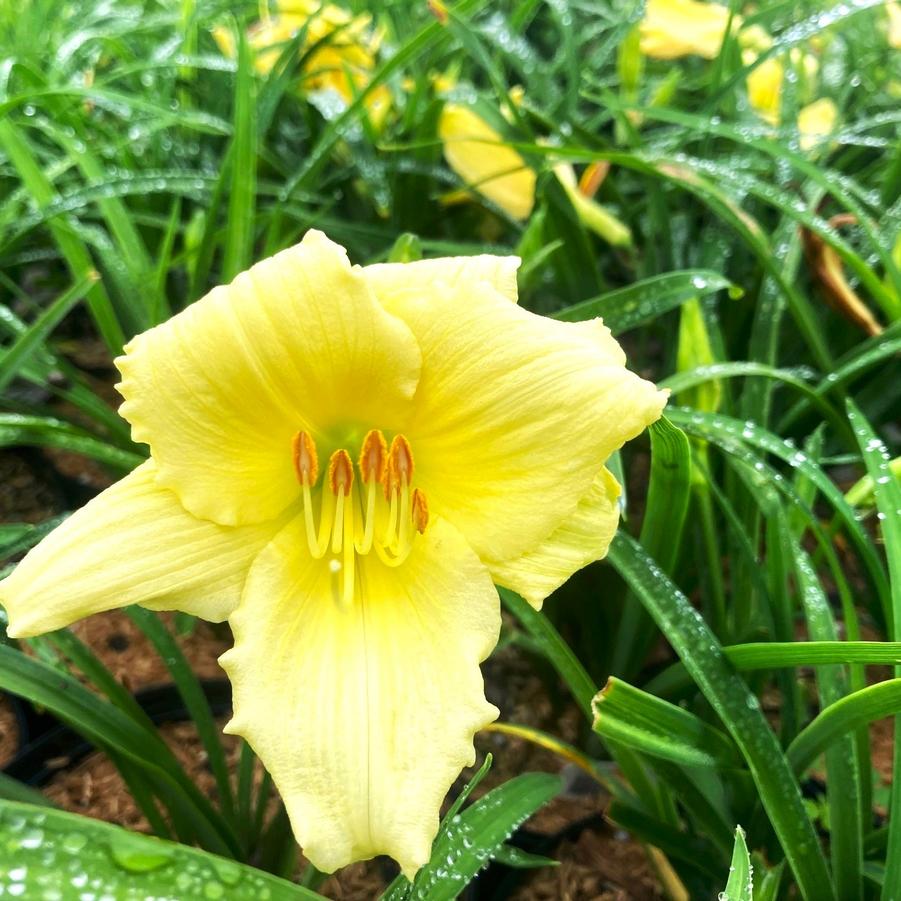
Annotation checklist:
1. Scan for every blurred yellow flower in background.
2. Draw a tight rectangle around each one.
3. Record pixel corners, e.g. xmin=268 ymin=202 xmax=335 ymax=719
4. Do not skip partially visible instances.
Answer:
xmin=639 ymin=0 xmax=739 ymax=59
xmin=887 ymin=1 xmax=901 ymax=48
xmin=438 ymin=103 xmax=536 ymax=221
xmin=798 ymin=97 xmax=838 ymax=150
xmin=438 ymin=103 xmax=632 ymax=243
xmin=213 ymin=0 xmax=390 ymax=123
xmin=744 ymin=51 xmax=784 ymax=124
xmin=743 ymin=47 xmax=820 ymax=131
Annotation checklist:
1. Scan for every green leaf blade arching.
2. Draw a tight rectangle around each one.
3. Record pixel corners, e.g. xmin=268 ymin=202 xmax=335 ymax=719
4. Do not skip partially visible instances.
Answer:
xmin=607 ymin=533 xmax=834 ymax=900
xmin=552 ymin=269 xmax=735 ymax=334
xmin=0 ymin=800 xmax=323 ymax=900
xmin=384 ymin=772 xmax=561 ymax=901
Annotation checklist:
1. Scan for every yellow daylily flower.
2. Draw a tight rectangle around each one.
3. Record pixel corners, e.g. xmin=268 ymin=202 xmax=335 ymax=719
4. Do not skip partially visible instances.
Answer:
xmin=743 ymin=48 xmax=819 ymax=126
xmin=438 ymin=103 xmax=536 ymax=221
xmin=744 ymin=51 xmax=783 ymax=124
xmin=438 ymin=104 xmax=631 ymax=242
xmin=212 ymin=0 xmax=390 ymax=123
xmin=0 ymin=232 xmax=666 ymax=877
xmin=888 ymin=1 xmax=901 ymax=49
xmin=798 ymin=97 xmax=838 ymax=151
xmin=639 ymin=0 xmax=740 ymax=60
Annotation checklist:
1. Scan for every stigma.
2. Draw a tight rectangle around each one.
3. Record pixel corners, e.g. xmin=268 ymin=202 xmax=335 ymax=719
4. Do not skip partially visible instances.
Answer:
xmin=291 ymin=429 xmax=429 ymax=608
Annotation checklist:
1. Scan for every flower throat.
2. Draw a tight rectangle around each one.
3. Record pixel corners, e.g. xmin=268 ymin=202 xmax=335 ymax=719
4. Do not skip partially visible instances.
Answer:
xmin=291 ymin=429 xmax=428 ymax=608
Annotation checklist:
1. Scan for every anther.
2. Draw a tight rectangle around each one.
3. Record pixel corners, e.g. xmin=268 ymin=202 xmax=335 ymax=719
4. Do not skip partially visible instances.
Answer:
xmin=411 ymin=489 xmax=429 ymax=534
xmin=388 ymin=434 xmax=414 ymax=483
xmin=292 ymin=431 xmax=319 ymax=486
xmin=328 ymin=449 xmax=354 ymax=495
xmin=358 ymin=429 xmax=388 ymax=483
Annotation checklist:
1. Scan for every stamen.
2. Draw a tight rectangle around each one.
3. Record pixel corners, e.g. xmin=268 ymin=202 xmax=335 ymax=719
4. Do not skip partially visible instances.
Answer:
xmin=292 ymin=431 xmax=319 ymax=486
xmin=328 ymin=449 xmax=354 ymax=495
xmin=342 ymin=496 xmax=355 ymax=607
xmin=356 ymin=430 xmax=387 ymax=555
xmin=294 ymin=433 xmax=424 ymax=579
xmin=358 ymin=429 xmax=388 ymax=483
xmin=295 ymin=432 xmax=329 ymax=558
xmin=328 ymin=450 xmax=350 ymax=555
xmin=388 ymin=434 xmax=414 ymax=483
xmin=411 ymin=489 xmax=429 ymax=534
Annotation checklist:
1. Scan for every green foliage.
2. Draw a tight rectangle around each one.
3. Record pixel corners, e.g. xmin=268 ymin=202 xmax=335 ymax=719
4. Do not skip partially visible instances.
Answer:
xmin=0 ymin=0 xmax=899 ymax=897
xmin=722 ymin=826 xmax=754 ymax=901
xmin=0 ymin=798 xmax=321 ymax=899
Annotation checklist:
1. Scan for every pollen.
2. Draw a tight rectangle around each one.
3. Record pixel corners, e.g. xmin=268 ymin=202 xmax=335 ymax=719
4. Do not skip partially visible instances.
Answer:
xmin=390 ymin=434 xmax=413 ymax=479
xmin=295 ymin=431 xmax=425 ymax=609
xmin=292 ymin=431 xmax=319 ymax=486
xmin=328 ymin=449 xmax=354 ymax=495
xmin=386 ymin=434 xmax=414 ymax=497
xmin=358 ymin=429 xmax=388 ymax=483
xmin=411 ymin=488 xmax=429 ymax=534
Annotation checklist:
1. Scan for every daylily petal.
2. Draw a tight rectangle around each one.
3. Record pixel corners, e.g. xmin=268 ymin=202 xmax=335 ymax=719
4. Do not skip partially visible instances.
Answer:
xmin=364 ymin=253 xmax=521 ymax=304
xmin=639 ymin=0 xmax=738 ymax=60
xmin=798 ymin=97 xmax=837 ymax=151
xmin=489 ymin=467 xmax=621 ymax=609
xmin=745 ymin=51 xmax=783 ymax=124
xmin=0 ymin=461 xmax=279 ymax=638
xmin=117 ymin=231 xmax=421 ymax=527
xmin=890 ymin=1 xmax=901 ymax=49
xmin=438 ymin=104 xmax=535 ymax=221
xmin=221 ymin=516 xmax=499 ymax=877
xmin=366 ymin=261 xmax=627 ymax=364
xmin=374 ymin=279 xmax=666 ymax=563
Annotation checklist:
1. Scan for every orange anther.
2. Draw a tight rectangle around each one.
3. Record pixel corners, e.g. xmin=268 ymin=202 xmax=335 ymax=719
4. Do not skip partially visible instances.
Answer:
xmin=358 ymin=429 xmax=388 ymax=484
xmin=388 ymin=434 xmax=414 ymax=482
xmin=411 ymin=488 xmax=429 ymax=534
xmin=328 ymin=449 xmax=354 ymax=495
xmin=292 ymin=431 xmax=319 ymax=486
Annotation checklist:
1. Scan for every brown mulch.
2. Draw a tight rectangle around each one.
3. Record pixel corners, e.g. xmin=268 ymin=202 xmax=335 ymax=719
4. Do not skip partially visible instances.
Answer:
xmin=0 ymin=695 xmax=18 ymax=769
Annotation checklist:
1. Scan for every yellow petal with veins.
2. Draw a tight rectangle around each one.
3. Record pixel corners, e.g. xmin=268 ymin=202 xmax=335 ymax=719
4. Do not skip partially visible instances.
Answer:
xmin=365 ymin=254 xmax=521 ymax=304
xmin=117 ymin=231 xmax=421 ymax=527
xmin=639 ymin=0 xmax=738 ymax=60
xmin=221 ymin=515 xmax=499 ymax=877
xmin=438 ymin=104 xmax=535 ymax=221
xmin=489 ymin=467 xmax=622 ymax=609
xmin=373 ymin=278 xmax=666 ymax=564
xmin=0 ymin=461 xmax=280 ymax=637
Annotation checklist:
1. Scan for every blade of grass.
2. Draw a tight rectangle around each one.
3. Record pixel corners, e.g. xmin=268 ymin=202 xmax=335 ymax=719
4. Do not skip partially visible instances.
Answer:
xmin=787 ymin=680 xmax=901 ymax=776
xmin=845 ymin=400 xmax=901 ymax=900
xmin=552 ymin=269 xmax=735 ymax=333
xmin=0 ymin=119 xmax=125 ymax=351
xmin=0 ymin=270 xmax=98 ymax=392
xmin=607 ymin=532 xmax=835 ymax=899
xmin=222 ymin=21 xmax=256 ymax=282
xmin=793 ymin=541 xmax=862 ymax=900
xmin=592 ymin=676 xmax=740 ymax=769
xmin=612 ymin=416 xmax=691 ymax=678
